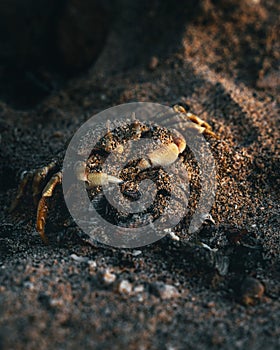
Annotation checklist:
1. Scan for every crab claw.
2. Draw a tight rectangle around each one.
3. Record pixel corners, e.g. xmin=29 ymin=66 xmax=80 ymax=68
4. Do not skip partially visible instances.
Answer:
xmin=171 ymin=129 xmax=186 ymax=154
xmin=138 ymin=130 xmax=186 ymax=170
xmin=74 ymin=161 xmax=123 ymax=187
xmin=87 ymin=173 xmax=123 ymax=187
xmin=138 ymin=143 xmax=180 ymax=169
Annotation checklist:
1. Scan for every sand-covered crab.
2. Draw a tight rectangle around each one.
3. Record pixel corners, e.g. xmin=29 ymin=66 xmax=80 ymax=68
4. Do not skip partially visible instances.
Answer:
xmin=10 ymin=104 xmax=217 ymax=245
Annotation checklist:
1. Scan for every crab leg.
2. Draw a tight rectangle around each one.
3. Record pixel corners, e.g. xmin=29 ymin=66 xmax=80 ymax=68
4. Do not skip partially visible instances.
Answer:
xmin=32 ymin=161 xmax=57 ymax=204
xmin=9 ymin=171 xmax=34 ymax=212
xmin=173 ymin=104 xmax=217 ymax=138
xmin=36 ymin=172 xmax=62 ymax=243
xmin=10 ymin=161 xmax=58 ymax=212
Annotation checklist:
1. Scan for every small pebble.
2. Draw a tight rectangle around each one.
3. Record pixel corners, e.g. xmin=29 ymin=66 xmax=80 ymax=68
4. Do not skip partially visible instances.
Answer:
xmin=118 ymin=280 xmax=132 ymax=294
xmin=206 ymin=301 xmax=216 ymax=308
xmin=102 ymin=270 xmax=116 ymax=285
xmin=134 ymin=285 xmax=144 ymax=293
xmin=150 ymin=282 xmax=180 ymax=300
xmin=137 ymin=294 xmax=144 ymax=302
xmin=239 ymin=277 xmax=265 ymax=306
xmin=50 ymin=298 xmax=64 ymax=307
xmin=52 ymin=131 xmax=64 ymax=138
xmin=148 ymin=56 xmax=159 ymax=71
xmin=88 ymin=260 xmax=97 ymax=268
xmin=70 ymin=254 xmax=89 ymax=263
xmin=23 ymin=281 xmax=35 ymax=290
xmin=168 ymin=231 xmax=180 ymax=241
xmin=132 ymin=250 xmax=142 ymax=256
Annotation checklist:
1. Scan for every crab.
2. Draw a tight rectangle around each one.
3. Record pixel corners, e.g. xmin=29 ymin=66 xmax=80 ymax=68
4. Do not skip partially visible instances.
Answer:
xmin=10 ymin=104 xmax=217 ymax=244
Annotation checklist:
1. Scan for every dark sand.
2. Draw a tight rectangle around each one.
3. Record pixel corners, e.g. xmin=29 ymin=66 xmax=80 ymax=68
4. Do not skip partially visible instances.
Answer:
xmin=0 ymin=1 xmax=279 ymax=349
